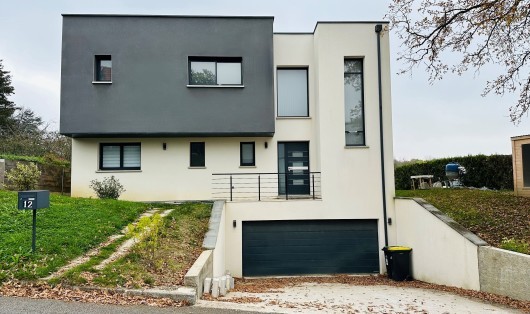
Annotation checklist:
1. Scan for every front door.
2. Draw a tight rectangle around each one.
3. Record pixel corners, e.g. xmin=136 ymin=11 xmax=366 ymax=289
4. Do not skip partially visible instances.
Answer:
xmin=278 ymin=142 xmax=310 ymax=195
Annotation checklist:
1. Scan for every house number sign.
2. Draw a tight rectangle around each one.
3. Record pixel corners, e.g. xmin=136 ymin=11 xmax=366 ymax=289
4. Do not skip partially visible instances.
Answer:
xmin=17 ymin=190 xmax=50 ymax=253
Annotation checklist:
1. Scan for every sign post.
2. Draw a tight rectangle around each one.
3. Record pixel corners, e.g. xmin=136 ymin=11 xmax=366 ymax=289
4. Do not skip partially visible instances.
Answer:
xmin=18 ymin=190 xmax=50 ymax=253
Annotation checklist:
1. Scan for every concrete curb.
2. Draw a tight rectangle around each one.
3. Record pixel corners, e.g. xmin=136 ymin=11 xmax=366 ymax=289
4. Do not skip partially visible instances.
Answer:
xmin=75 ymin=285 xmax=197 ymax=304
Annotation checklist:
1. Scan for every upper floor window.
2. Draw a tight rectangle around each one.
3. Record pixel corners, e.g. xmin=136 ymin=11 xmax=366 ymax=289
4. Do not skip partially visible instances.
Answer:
xmin=94 ymin=55 xmax=112 ymax=82
xmin=99 ymin=143 xmax=140 ymax=170
xmin=189 ymin=57 xmax=242 ymax=86
xmin=277 ymin=68 xmax=308 ymax=117
xmin=240 ymin=142 xmax=255 ymax=166
xmin=344 ymin=59 xmax=365 ymax=146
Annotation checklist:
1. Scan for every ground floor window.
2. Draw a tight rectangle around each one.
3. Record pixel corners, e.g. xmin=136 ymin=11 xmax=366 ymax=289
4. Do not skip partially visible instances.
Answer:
xmin=190 ymin=142 xmax=205 ymax=167
xmin=240 ymin=142 xmax=255 ymax=166
xmin=99 ymin=143 xmax=141 ymax=170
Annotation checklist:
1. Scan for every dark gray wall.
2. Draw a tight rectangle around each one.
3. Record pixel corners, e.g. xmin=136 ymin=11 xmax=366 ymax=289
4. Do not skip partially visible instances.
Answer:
xmin=60 ymin=15 xmax=275 ymax=137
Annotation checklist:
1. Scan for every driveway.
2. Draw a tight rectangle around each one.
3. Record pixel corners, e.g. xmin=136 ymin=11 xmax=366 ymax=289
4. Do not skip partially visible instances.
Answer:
xmin=197 ymin=277 xmax=525 ymax=314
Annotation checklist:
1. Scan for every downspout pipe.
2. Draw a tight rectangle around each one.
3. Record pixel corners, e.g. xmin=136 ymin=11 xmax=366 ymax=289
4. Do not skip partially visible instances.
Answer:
xmin=375 ymin=24 xmax=389 ymax=247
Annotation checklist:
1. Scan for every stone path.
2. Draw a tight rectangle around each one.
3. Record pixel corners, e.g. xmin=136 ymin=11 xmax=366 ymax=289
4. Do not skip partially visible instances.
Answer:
xmin=43 ymin=208 xmax=174 ymax=280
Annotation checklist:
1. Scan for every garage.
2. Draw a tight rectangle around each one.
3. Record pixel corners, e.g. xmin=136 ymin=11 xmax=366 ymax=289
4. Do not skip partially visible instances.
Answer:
xmin=242 ymin=219 xmax=379 ymax=276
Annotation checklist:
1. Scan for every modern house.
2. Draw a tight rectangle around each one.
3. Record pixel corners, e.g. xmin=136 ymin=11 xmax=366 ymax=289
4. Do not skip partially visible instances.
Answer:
xmin=511 ymin=135 xmax=530 ymax=197
xmin=60 ymin=15 xmax=395 ymax=278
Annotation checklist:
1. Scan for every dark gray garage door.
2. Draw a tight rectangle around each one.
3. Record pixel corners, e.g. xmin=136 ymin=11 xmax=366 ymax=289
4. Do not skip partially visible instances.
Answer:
xmin=242 ymin=219 xmax=379 ymax=276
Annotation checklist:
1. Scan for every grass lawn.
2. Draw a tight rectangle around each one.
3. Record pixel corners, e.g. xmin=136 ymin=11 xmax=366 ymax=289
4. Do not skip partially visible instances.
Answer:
xmin=396 ymin=189 xmax=529 ymax=254
xmin=58 ymin=202 xmax=212 ymax=288
xmin=0 ymin=190 xmax=154 ymax=282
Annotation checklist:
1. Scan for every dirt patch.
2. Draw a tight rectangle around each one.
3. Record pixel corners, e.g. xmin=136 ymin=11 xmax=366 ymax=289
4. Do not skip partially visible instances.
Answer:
xmin=0 ymin=281 xmax=185 ymax=307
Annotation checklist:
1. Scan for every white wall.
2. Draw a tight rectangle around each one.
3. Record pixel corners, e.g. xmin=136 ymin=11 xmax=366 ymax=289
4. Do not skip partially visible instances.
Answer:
xmin=72 ymin=137 xmax=278 ymax=201
xmin=394 ymin=198 xmax=481 ymax=290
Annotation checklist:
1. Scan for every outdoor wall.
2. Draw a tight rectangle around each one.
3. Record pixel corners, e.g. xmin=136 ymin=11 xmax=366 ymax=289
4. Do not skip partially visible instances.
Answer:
xmin=61 ymin=15 xmax=275 ymax=137
xmin=224 ymin=200 xmax=387 ymax=277
xmin=394 ymin=198 xmax=485 ymax=290
xmin=70 ymin=133 xmax=318 ymax=201
xmin=511 ymin=135 xmax=530 ymax=197
xmin=479 ymin=246 xmax=530 ymax=301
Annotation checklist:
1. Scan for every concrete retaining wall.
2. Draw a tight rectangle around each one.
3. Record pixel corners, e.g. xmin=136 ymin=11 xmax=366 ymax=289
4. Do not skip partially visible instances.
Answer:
xmin=479 ymin=246 xmax=530 ymax=301
xmin=183 ymin=250 xmax=212 ymax=301
xmin=395 ymin=197 xmax=530 ymax=301
xmin=184 ymin=200 xmax=226 ymax=299
xmin=395 ymin=198 xmax=486 ymax=290
xmin=212 ymin=203 xmax=226 ymax=277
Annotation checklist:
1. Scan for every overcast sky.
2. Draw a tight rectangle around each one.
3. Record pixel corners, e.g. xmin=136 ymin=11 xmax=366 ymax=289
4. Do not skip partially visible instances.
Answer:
xmin=1 ymin=0 xmax=528 ymax=160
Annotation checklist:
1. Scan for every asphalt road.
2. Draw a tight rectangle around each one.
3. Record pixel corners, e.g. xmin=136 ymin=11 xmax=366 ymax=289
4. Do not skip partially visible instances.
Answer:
xmin=0 ymin=296 xmax=265 ymax=314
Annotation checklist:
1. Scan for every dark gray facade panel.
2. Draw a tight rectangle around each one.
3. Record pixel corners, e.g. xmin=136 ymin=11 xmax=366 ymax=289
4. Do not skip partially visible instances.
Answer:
xmin=60 ymin=16 xmax=275 ymax=136
xmin=242 ymin=220 xmax=380 ymax=276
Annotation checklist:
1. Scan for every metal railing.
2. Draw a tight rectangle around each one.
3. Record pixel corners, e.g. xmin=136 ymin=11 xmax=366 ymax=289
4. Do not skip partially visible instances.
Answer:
xmin=212 ymin=172 xmax=321 ymax=201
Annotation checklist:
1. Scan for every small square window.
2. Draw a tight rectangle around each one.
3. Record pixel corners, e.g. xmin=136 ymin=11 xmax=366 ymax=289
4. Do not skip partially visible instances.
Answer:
xmin=190 ymin=142 xmax=205 ymax=167
xmin=95 ymin=55 xmax=112 ymax=82
xmin=240 ymin=142 xmax=255 ymax=166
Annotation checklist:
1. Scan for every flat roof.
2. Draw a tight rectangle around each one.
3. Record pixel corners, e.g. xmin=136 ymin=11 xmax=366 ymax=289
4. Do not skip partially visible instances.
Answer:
xmin=61 ymin=14 xmax=389 ymax=34
xmin=511 ymin=134 xmax=530 ymax=140
xmin=62 ymin=14 xmax=274 ymax=19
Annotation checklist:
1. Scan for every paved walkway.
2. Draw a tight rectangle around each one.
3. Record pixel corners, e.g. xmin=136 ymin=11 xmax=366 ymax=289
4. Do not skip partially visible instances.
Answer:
xmin=197 ymin=283 xmax=521 ymax=313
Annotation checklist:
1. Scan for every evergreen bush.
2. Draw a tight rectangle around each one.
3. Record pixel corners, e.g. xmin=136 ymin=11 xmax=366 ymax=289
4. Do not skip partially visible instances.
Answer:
xmin=394 ymin=154 xmax=513 ymax=190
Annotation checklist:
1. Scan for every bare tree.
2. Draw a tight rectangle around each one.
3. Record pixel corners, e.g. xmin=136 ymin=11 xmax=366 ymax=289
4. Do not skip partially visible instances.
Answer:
xmin=387 ymin=0 xmax=530 ymax=123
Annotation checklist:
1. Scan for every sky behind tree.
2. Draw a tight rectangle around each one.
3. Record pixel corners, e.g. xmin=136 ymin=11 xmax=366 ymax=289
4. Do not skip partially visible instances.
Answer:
xmin=0 ymin=0 xmax=527 ymax=160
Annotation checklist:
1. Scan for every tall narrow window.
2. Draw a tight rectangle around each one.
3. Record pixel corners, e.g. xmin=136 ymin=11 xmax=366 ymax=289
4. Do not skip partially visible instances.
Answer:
xmin=189 ymin=57 xmax=242 ymax=86
xmin=190 ymin=142 xmax=205 ymax=167
xmin=94 ymin=55 xmax=112 ymax=82
xmin=523 ymin=144 xmax=530 ymax=187
xmin=99 ymin=143 xmax=140 ymax=170
xmin=240 ymin=142 xmax=255 ymax=166
xmin=344 ymin=59 xmax=365 ymax=146
xmin=277 ymin=68 xmax=308 ymax=117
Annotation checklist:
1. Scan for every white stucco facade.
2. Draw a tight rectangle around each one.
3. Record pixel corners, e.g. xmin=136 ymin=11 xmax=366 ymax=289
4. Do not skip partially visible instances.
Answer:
xmin=69 ymin=22 xmax=395 ymax=276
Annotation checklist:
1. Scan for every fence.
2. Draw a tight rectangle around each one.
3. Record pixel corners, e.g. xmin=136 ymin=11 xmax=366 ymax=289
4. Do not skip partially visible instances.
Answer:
xmin=212 ymin=172 xmax=321 ymax=201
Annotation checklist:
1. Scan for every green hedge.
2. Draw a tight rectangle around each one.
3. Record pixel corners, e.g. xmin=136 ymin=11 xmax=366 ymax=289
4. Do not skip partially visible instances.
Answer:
xmin=394 ymin=154 xmax=513 ymax=190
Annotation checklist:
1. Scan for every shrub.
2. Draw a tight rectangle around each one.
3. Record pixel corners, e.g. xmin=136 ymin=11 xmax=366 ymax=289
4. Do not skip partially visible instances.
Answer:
xmin=5 ymin=162 xmax=41 ymax=191
xmin=89 ymin=176 xmax=125 ymax=199
xmin=126 ymin=213 xmax=163 ymax=264
xmin=394 ymin=154 xmax=513 ymax=190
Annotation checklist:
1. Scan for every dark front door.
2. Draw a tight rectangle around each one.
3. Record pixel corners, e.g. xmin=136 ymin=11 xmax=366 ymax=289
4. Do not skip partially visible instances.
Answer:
xmin=242 ymin=220 xmax=380 ymax=276
xmin=278 ymin=142 xmax=310 ymax=195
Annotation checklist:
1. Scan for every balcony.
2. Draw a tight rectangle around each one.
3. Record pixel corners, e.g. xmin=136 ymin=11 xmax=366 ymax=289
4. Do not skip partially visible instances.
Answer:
xmin=212 ymin=172 xmax=321 ymax=201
